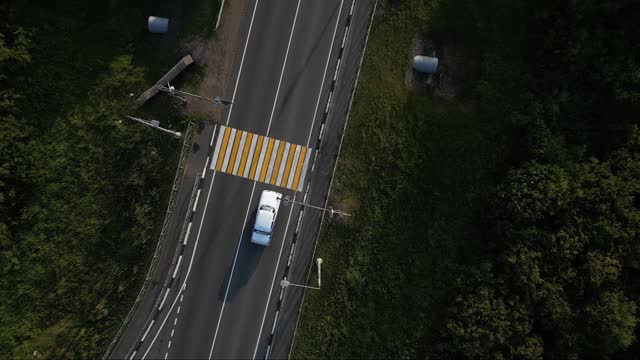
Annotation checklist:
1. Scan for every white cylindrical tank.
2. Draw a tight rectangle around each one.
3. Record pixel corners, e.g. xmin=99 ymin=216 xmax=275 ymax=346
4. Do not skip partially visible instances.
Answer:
xmin=413 ymin=55 xmax=439 ymax=74
xmin=148 ymin=16 xmax=169 ymax=33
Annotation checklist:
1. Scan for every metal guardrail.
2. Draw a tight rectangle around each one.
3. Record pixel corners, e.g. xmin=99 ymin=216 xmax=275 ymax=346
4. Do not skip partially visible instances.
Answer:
xmin=103 ymin=122 xmax=196 ymax=359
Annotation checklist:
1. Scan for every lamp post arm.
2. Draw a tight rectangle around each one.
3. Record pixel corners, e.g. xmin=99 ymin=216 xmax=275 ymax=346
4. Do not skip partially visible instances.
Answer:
xmin=124 ymin=116 xmax=181 ymax=138
xmin=156 ymin=85 xmax=232 ymax=105
xmin=283 ymin=197 xmax=351 ymax=217
xmin=280 ymin=279 xmax=320 ymax=290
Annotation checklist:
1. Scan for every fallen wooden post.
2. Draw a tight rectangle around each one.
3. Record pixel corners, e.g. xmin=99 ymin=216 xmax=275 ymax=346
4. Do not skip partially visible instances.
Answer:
xmin=136 ymin=54 xmax=194 ymax=107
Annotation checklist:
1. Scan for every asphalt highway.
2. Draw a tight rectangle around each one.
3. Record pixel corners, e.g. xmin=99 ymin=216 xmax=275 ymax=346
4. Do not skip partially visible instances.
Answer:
xmin=126 ymin=1 xmax=349 ymax=358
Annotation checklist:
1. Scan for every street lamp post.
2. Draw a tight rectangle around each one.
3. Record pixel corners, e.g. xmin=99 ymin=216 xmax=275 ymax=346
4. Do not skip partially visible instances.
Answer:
xmin=282 ymin=196 xmax=351 ymax=217
xmin=280 ymin=258 xmax=323 ymax=290
xmin=157 ymin=83 xmax=232 ymax=107
xmin=123 ymin=115 xmax=182 ymax=138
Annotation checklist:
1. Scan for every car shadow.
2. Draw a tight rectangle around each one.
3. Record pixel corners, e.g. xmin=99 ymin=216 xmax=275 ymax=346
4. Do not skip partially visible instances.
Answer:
xmin=217 ymin=220 xmax=266 ymax=302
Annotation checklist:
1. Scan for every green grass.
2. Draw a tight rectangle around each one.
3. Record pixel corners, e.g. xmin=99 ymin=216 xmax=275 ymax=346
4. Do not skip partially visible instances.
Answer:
xmin=179 ymin=0 xmax=221 ymax=41
xmin=291 ymin=1 xmax=515 ymax=358
xmin=0 ymin=0 xmax=215 ymax=357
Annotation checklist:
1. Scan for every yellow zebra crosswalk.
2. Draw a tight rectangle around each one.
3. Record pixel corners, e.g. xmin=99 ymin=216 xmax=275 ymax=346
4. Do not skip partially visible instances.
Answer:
xmin=211 ymin=126 xmax=312 ymax=192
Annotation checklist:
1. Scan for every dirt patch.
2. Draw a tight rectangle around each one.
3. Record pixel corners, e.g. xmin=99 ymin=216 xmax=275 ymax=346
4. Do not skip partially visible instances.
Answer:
xmin=181 ymin=0 xmax=250 ymax=121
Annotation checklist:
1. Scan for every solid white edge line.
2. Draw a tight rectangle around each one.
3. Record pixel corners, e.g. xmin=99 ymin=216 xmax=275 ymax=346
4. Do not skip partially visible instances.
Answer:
xmin=253 ymin=1 xmax=345 ymax=357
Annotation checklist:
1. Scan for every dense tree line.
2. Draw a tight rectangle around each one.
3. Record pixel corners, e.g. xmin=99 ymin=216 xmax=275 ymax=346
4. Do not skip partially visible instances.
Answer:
xmin=430 ymin=0 xmax=640 ymax=358
xmin=0 ymin=1 xmax=185 ymax=357
xmin=293 ymin=0 xmax=640 ymax=358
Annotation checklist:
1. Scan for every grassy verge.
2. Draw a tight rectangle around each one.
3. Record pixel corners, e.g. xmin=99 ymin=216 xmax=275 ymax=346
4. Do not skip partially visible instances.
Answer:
xmin=291 ymin=1 xmax=514 ymax=358
xmin=179 ymin=0 xmax=222 ymax=41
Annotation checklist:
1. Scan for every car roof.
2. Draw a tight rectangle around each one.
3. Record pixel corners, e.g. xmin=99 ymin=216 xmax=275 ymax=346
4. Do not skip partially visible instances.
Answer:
xmin=255 ymin=209 xmax=273 ymax=233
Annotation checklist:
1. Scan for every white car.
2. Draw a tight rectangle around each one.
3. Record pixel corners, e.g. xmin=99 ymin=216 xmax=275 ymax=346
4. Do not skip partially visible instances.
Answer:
xmin=251 ymin=190 xmax=282 ymax=246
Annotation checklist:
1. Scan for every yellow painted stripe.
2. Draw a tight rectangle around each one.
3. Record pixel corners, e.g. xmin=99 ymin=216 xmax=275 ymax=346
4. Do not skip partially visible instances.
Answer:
xmin=259 ymin=138 xmax=276 ymax=182
xmin=249 ymin=136 xmax=264 ymax=180
xmin=215 ymin=127 xmax=232 ymax=171
xmin=280 ymin=144 xmax=297 ymax=188
xmin=270 ymin=141 xmax=286 ymax=185
xmin=292 ymin=147 xmax=307 ymax=190
xmin=226 ymin=130 xmax=243 ymax=173
xmin=238 ymin=133 xmax=253 ymax=175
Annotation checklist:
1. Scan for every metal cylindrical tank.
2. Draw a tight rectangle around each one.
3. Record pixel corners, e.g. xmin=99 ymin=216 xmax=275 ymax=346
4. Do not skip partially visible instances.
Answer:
xmin=148 ymin=16 xmax=169 ymax=33
xmin=413 ymin=55 xmax=439 ymax=74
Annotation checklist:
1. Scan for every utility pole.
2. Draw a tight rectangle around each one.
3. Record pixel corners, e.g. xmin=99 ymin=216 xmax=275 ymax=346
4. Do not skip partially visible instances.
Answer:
xmin=123 ymin=116 xmax=182 ymax=138
xmin=282 ymin=196 xmax=351 ymax=217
